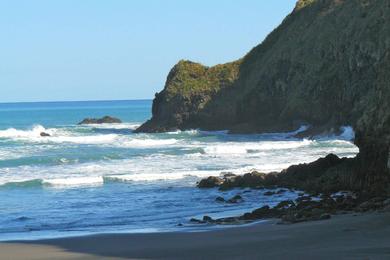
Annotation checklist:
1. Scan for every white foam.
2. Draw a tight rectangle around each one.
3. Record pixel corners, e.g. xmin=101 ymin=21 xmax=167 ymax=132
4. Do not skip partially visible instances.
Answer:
xmin=0 ymin=125 xmax=124 ymax=145
xmin=120 ymin=138 xmax=178 ymax=148
xmin=0 ymin=124 xmax=185 ymax=147
xmin=166 ymin=129 xmax=199 ymax=135
xmin=0 ymin=122 xmax=360 ymax=189
xmin=202 ymin=139 xmax=313 ymax=155
xmin=42 ymin=176 xmax=104 ymax=187
xmin=47 ymin=134 xmax=118 ymax=144
xmin=0 ymin=150 xmax=24 ymax=160
xmin=259 ymin=125 xmax=310 ymax=138
xmin=0 ymin=125 xmax=52 ymax=139
xmin=106 ymin=170 xmax=223 ymax=182
xmin=84 ymin=123 xmax=141 ymax=130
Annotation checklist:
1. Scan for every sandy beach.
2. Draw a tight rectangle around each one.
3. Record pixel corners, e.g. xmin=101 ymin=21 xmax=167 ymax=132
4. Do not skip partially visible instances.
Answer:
xmin=1 ymin=211 xmax=390 ymax=260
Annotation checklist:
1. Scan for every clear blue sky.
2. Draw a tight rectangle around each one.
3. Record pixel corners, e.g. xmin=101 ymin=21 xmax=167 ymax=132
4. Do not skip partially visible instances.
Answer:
xmin=0 ymin=0 xmax=296 ymax=102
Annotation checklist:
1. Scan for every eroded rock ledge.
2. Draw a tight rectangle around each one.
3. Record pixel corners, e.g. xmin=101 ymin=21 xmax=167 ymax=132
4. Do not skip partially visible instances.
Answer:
xmin=197 ymin=154 xmax=360 ymax=194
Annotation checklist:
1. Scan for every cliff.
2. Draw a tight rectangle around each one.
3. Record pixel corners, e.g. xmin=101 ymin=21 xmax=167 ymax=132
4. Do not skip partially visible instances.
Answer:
xmin=136 ymin=0 xmax=390 ymax=190
xmin=136 ymin=60 xmax=241 ymax=132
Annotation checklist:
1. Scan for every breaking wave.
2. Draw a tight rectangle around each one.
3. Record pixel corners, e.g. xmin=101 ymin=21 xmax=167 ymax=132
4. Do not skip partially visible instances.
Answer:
xmin=202 ymin=139 xmax=313 ymax=155
xmin=0 ymin=124 xmax=359 ymax=189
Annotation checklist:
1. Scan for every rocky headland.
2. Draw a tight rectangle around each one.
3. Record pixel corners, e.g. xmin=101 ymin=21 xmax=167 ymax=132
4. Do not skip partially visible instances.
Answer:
xmin=136 ymin=0 xmax=390 ymax=227
xmin=137 ymin=0 xmax=390 ymax=196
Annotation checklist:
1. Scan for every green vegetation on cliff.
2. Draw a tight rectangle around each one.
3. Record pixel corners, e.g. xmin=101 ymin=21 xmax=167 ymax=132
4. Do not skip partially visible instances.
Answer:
xmin=164 ymin=60 xmax=241 ymax=97
xmin=294 ymin=0 xmax=316 ymax=11
xmin=136 ymin=59 xmax=241 ymax=132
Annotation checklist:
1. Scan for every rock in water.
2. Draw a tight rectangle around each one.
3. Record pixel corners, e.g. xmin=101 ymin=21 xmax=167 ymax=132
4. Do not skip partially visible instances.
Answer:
xmin=227 ymin=195 xmax=243 ymax=203
xmin=197 ymin=176 xmax=223 ymax=188
xmin=78 ymin=116 xmax=122 ymax=125
xmin=40 ymin=132 xmax=50 ymax=137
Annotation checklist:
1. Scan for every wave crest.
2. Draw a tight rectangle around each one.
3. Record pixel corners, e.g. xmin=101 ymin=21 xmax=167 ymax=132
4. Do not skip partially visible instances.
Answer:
xmin=0 ymin=125 xmax=51 ymax=139
xmin=202 ymin=139 xmax=313 ymax=155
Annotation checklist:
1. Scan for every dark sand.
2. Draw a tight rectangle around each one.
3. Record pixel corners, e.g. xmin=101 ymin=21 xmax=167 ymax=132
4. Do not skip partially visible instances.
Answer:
xmin=1 ymin=212 xmax=390 ymax=260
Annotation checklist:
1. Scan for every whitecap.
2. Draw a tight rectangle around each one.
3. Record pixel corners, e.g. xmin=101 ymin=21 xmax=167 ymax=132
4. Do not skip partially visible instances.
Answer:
xmin=120 ymin=138 xmax=178 ymax=148
xmin=105 ymin=170 xmax=223 ymax=182
xmin=0 ymin=125 xmax=121 ymax=145
xmin=42 ymin=176 xmax=104 ymax=187
xmin=83 ymin=123 xmax=141 ymax=130
xmin=0 ymin=125 xmax=51 ymax=139
xmin=202 ymin=139 xmax=313 ymax=155
xmin=47 ymin=134 xmax=118 ymax=144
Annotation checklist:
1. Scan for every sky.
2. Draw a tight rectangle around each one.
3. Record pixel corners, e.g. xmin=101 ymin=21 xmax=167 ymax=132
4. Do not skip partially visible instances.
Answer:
xmin=0 ymin=0 xmax=297 ymax=102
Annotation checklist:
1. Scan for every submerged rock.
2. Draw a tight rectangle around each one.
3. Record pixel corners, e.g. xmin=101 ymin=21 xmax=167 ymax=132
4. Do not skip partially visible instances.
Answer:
xmin=215 ymin=196 xmax=225 ymax=203
xmin=78 ymin=116 xmax=122 ymax=125
xmin=227 ymin=195 xmax=243 ymax=204
xmin=203 ymin=216 xmax=213 ymax=222
xmin=40 ymin=132 xmax=51 ymax=137
xmin=190 ymin=218 xmax=205 ymax=224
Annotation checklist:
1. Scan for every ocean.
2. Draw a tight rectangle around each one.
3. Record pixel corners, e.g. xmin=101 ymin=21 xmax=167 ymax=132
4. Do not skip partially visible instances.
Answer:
xmin=0 ymin=100 xmax=359 ymax=240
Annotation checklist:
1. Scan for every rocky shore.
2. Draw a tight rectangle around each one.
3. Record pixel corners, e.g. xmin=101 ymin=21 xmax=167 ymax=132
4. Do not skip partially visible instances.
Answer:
xmin=192 ymin=153 xmax=390 ymax=225
xmin=198 ymin=154 xmax=358 ymax=193
xmin=190 ymin=192 xmax=390 ymax=225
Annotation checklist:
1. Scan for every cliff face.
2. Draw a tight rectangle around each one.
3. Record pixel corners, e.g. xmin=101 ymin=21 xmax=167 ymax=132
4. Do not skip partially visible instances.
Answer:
xmin=137 ymin=0 xmax=390 ymax=188
xmin=136 ymin=60 xmax=241 ymax=132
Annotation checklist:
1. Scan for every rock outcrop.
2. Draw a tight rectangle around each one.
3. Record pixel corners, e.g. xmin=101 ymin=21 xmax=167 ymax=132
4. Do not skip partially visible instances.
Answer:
xmin=190 ymin=193 xmax=390 ymax=226
xmin=197 ymin=154 xmax=361 ymax=194
xmin=78 ymin=116 xmax=122 ymax=125
xmin=137 ymin=0 xmax=390 ymax=190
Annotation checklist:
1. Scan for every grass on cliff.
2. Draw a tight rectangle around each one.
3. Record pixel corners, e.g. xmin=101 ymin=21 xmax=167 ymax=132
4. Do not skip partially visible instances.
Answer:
xmin=164 ymin=60 xmax=241 ymax=97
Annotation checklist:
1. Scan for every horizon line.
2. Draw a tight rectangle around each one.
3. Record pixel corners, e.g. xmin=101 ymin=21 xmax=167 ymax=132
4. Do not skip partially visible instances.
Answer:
xmin=0 ymin=98 xmax=153 ymax=105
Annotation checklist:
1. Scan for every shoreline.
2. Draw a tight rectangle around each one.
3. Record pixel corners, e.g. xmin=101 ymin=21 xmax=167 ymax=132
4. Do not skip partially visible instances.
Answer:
xmin=1 ymin=211 xmax=390 ymax=259
xmin=0 ymin=218 xmax=270 ymax=243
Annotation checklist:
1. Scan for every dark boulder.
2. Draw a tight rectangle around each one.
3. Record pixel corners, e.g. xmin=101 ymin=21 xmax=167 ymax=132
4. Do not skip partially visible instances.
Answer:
xmin=227 ymin=195 xmax=243 ymax=204
xmin=40 ymin=132 xmax=51 ymax=137
xmin=203 ymin=216 xmax=213 ymax=222
xmin=190 ymin=218 xmax=205 ymax=224
xmin=275 ymin=200 xmax=295 ymax=210
xmin=197 ymin=176 xmax=223 ymax=188
xmin=219 ymin=171 xmax=268 ymax=190
xmin=250 ymin=206 xmax=280 ymax=219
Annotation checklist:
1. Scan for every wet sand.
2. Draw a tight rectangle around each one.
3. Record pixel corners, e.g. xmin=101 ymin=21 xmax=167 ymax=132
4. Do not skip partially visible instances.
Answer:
xmin=1 ymin=211 xmax=390 ymax=260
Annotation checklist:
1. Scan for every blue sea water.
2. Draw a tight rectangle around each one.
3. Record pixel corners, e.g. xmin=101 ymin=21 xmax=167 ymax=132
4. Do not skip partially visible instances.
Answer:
xmin=0 ymin=100 xmax=359 ymax=240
